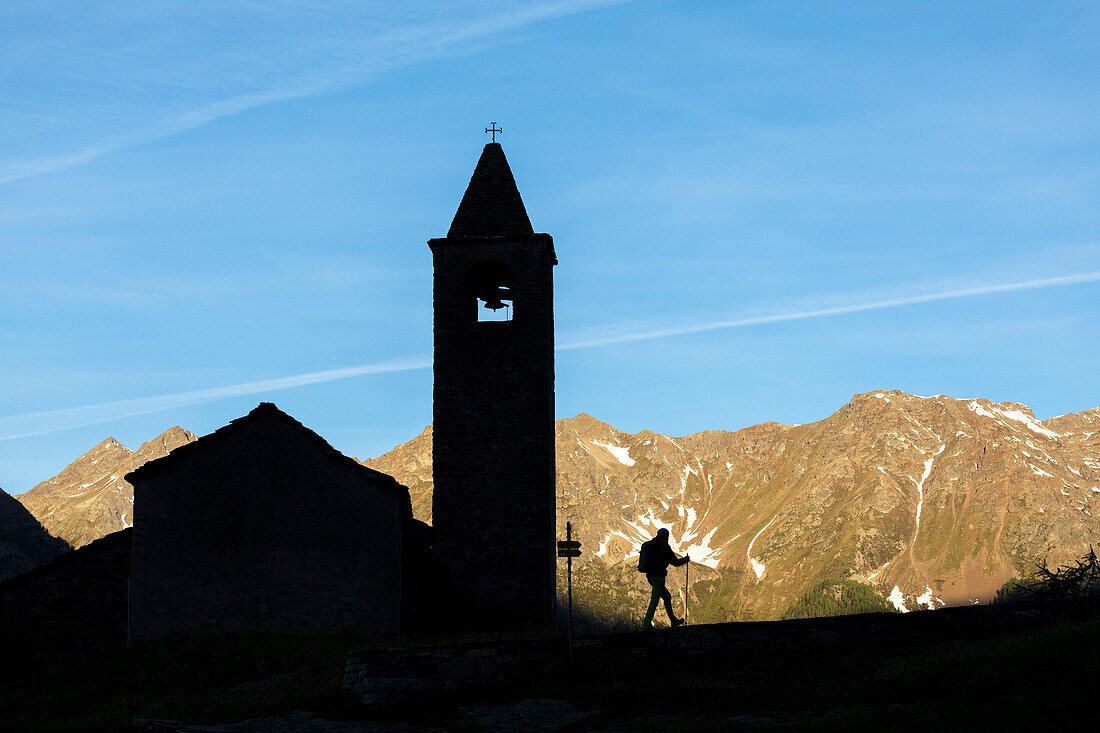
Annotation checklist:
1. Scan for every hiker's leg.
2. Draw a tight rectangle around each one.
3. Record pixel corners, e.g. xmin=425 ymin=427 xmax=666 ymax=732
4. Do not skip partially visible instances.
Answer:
xmin=643 ymin=577 xmax=661 ymax=626
xmin=660 ymin=580 xmax=676 ymax=621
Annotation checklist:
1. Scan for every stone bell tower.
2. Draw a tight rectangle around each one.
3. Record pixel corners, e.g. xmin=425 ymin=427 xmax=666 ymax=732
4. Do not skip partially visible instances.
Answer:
xmin=429 ymin=142 xmax=556 ymax=627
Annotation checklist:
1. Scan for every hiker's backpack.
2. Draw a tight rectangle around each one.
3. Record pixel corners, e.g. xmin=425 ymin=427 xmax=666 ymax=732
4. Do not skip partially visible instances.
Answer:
xmin=637 ymin=540 xmax=653 ymax=573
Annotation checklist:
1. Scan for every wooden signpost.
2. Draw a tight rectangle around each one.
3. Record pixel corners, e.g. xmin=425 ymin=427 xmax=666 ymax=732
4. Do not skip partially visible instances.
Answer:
xmin=557 ymin=522 xmax=581 ymax=663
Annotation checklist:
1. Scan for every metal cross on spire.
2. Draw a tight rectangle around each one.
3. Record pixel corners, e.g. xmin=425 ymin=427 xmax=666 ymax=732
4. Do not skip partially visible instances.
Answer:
xmin=484 ymin=122 xmax=502 ymax=142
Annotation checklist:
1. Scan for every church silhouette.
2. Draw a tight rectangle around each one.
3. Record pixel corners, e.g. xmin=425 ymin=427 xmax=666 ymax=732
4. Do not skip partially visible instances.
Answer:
xmin=120 ymin=140 xmax=558 ymax=639
xmin=0 ymin=141 xmax=558 ymax=661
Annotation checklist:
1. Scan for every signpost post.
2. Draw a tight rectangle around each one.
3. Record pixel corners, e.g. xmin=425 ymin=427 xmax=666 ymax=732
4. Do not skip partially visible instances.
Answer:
xmin=557 ymin=524 xmax=581 ymax=664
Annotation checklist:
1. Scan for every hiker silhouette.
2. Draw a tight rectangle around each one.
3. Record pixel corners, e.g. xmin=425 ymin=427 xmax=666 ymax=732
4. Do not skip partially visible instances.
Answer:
xmin=638 ymin=528 xmax=689 ymax=629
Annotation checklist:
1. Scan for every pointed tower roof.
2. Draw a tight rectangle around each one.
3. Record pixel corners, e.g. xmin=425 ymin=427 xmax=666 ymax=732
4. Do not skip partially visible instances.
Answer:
xmin=447 ymin=143 xmax=534 ymax=238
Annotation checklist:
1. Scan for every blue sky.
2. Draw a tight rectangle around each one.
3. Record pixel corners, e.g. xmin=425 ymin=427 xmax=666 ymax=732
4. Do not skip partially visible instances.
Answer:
xmin=2 ymin=1 xmax=1098 ymax=492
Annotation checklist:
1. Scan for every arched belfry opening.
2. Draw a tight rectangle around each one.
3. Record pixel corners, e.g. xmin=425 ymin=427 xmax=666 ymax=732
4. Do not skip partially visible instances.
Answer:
xmin=469 ymin=262 xmax=514 ymax=322
xmin=428 ymin=142 xmax=557 ymax=628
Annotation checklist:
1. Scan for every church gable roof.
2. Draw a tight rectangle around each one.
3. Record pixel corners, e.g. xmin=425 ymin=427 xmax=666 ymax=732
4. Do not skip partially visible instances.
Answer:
xmin=126 ymin=402 xmax=402 ymax=492
xmin=447 ymin=142 xmax=534 ymax=238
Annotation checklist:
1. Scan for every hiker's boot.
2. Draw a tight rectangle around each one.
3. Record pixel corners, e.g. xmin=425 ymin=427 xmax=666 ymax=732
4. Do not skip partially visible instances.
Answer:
xmin=671 ymin=616 xmax=686 ymax=627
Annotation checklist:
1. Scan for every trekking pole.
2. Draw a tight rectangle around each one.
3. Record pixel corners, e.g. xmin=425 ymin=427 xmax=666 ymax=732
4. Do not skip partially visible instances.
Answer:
xmin=684 ymin=560 xmax=690 ymax=625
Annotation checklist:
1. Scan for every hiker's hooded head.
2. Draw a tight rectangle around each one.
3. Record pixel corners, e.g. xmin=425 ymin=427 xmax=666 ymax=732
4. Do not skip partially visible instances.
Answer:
xmin=656 ymin=528 xmax=669 ymax=544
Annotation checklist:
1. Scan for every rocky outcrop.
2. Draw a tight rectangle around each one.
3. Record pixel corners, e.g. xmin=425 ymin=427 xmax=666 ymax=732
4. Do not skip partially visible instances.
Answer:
xmin=16 ymin=427 xmax=196 ymax=548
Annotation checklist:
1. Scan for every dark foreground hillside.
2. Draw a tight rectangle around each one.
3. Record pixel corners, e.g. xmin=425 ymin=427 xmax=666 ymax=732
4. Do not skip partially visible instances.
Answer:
xmin=3 ymin=599 xmax=1099 ymax=731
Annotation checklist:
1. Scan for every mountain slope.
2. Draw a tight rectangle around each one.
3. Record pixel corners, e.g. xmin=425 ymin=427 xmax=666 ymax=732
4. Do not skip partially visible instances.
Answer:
xmin=0 ymin=488 xmax=69 ymax=582
xmin=366 ymin=391 xmax=1100 ymax=622
xmin=361 ymin=425 xmax=433 ymax=523
xmin=17 ymin=427 xmax=197 ymax=548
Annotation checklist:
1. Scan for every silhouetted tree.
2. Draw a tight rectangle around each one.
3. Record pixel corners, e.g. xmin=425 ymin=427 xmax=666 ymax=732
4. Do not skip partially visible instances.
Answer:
xmin=996 ymin=546 xmax=1100 ymax=602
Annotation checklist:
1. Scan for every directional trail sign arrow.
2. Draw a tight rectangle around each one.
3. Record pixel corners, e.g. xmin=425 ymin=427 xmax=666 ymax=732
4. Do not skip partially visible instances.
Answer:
xmin=561 ymin=521 xmax=579 ymax=664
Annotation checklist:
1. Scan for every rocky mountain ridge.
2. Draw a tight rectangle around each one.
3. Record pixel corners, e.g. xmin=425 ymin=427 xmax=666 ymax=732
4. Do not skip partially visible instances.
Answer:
xmin=15 ymin=427 xmax=197 ymax=548
xmin=366 ymin=391 xmax=1100 ymax=622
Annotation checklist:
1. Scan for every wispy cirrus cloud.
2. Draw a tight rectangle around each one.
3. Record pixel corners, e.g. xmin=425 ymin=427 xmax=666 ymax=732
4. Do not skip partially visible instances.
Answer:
xmin=2 ymin=269 xmax=1096 ymax=441
xmin=0 ymin=0 xmax=629 ymax=185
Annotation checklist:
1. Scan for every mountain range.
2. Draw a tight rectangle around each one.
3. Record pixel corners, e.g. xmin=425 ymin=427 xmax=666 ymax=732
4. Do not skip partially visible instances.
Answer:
xmin=6 ymin=391 xmax=1099 ymax=623
xmin=14 ymin=427 xmax=197 ymax=549
xmin=364 ymin=391 xmax=1100 ymax=622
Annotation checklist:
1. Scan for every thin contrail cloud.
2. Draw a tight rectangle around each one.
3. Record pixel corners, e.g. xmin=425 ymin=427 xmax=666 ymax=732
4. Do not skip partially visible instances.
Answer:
xmin=556 ymin=270 xmax=1100 ymax=350
xmin=1 ymin=270 xmax=1097 ymax=441
xmin=0 ymin=357 xmax=431 ymax=442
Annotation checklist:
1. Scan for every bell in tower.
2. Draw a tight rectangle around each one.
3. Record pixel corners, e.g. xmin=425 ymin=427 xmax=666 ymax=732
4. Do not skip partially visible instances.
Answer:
xmin=428 ymin=139 xmax=557 ymax=628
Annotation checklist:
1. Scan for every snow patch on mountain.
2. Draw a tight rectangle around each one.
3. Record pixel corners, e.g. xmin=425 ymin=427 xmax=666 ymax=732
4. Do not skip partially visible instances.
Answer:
xmin=866 ymin=561 xmax=889 ymax=583
xmin=913 ymin=444 xmax=945 ymax=536
xmin=682 ymin=526 xmax=724 ymax=569
xmin=747 ymin=515 xmax=778 ymax=579
xmin=915 ymin=586 xmax=943 ymax=610
xmin=590 ymin=441 xmax=635 ymax=466
xmin=676 ymin=505 xmax=723 ymax=568
xmin=679 ymin=463 xmax=698 ymax=491
xmin=888 ymin=586 xmax=910 ymax=613
xmin=968 ymin=401 xmax=1061 ymax=439
xmin=611 ymin=502 xmax=727 ymax=568
xmin=662 ymin=435 xmax=684 ymax=451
